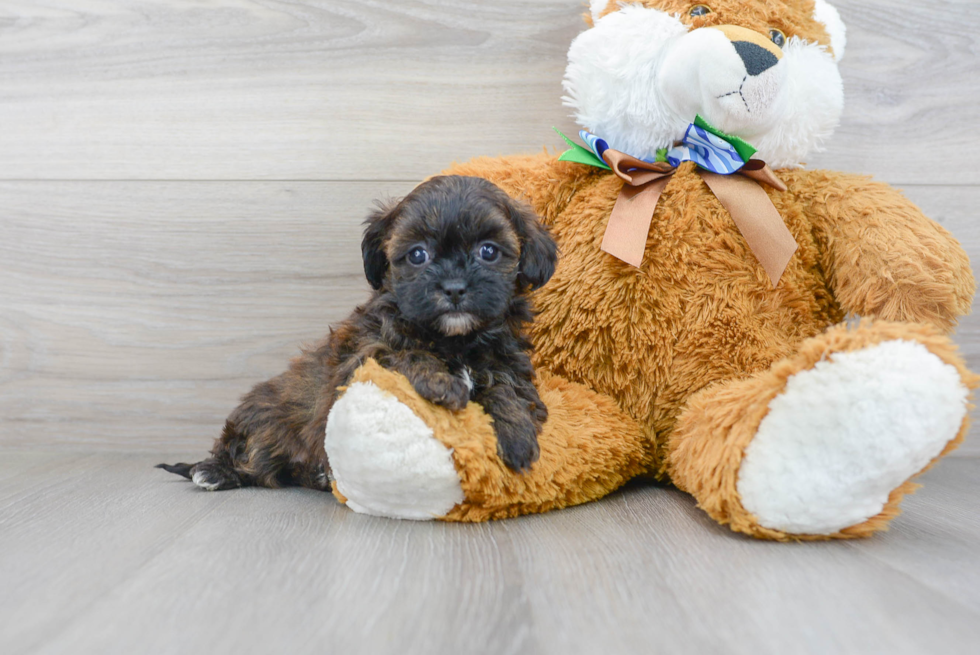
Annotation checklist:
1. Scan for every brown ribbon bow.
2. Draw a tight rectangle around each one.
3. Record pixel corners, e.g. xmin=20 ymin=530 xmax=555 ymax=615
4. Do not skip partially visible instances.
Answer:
xmin=599 ymin=150 xmax=798 ymax=287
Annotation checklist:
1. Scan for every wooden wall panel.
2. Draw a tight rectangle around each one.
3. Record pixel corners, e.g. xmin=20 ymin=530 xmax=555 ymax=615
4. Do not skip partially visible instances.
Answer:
xmin=0 ymin=1 xmax=975 ymax=183
xmin=2 ymin=181 xmax=978 ymax=455
xmin=1 ymin=0 xmax=978 ymax=456
xmin=0 ymin=181 xmax=410 ymax=450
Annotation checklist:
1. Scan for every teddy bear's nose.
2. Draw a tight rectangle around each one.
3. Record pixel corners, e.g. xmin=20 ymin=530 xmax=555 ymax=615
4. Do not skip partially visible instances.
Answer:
xmin=707 ymin=25 xmax=783 ymax=77
xmin=732 ymin=40 xmax=779 ymax=76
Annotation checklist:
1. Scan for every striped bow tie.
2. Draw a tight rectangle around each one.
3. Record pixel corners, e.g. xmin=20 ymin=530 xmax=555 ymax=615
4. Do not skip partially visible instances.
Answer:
xmin=556 ymin=117 xmax=798 ymax=287
xmin=577 ymin=116 xmax=756 ymax=176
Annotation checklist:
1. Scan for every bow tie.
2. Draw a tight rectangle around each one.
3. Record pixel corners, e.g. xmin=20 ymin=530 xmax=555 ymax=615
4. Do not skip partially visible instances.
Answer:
xmin=557 ymin=117 xmax=798 ymax=287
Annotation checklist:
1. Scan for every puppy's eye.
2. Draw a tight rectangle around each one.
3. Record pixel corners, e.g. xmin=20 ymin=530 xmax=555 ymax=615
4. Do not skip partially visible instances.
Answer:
xmin=406 ymin=247 xmax=429 ymax=266
xmin=769 ymin=28 xmax=786 ymax=47
xmin=479 ymin=243 xmax=500 ymax=263
xmin=689 ymin=4 xmax=711 ymax=17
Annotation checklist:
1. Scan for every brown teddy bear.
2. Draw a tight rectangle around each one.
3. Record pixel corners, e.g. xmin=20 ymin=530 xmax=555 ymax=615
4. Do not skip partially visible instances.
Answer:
xmin=323 ymin=0 xmax=977 ymax=540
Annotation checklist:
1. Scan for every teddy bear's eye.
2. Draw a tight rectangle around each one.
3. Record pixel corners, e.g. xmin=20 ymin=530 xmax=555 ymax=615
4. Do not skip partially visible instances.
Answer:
xmin=769 ymin=28 xmax=786 ymax=48
xmin=689 ymin=4 xmax=711 ymax=17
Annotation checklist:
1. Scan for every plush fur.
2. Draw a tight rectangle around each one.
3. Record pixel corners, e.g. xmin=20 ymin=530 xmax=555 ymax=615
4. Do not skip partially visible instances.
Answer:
xmin=738 ymin=338 xmax=968 ymax=534
xmin=331 ymin=359 xmax=648 ymax=521
xmin=323 ymin=0 xmax=977 ymax=540
xmin=158 ymin=175 xmax=558 ymax=488
xmin=444 ymin=158 xmax=975 ymax=484
xmin=326 ymin=376 xmax=466 ymax=519
xmin=567 ymin=0 xmax=844 ymax=167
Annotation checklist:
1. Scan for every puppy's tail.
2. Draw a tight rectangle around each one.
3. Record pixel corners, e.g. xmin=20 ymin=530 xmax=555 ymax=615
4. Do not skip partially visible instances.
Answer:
xmin=155 ymin=462 xmax=194 ymax=479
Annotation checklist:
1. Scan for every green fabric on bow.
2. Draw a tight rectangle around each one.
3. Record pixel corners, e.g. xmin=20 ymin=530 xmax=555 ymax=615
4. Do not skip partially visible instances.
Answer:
xmin=556 ymin=115 xmax=756 ymax=174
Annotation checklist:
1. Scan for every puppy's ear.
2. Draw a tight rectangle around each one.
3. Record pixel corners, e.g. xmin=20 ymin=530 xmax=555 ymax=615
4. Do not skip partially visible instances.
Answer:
xmin=362 ymin=199 xmax=400 ymax=290
xmin=504 ymin=197 xmax=558 ymax=291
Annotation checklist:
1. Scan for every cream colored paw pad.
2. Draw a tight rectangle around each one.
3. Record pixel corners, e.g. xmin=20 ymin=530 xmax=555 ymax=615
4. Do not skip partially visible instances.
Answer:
xmin=737 ymin=340 xmax=968 ymax=535
xmin=325 ymin=381 xmax=464 ymax=520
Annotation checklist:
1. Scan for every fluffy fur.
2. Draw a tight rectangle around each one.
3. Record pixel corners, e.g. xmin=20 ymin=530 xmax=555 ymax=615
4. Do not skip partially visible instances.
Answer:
xmin=323 ymin=0 xmax=977 ymax=540
xmin=565 ymin=0 xmax=844 ymax=167
xmin=812 ymin=0 xmax=846 ymax=60
xmin=669 ymin=321 xmax=975 ymax=541
xmin=737 ymin=338 xmax=968 ymax=534
xmin=331 ymin=359 xmax=648 ymax=521
xmin=326 ymin=377 xmax=466 ymax=520
xmin=158 ymin=175 xmax=558 ymax=489
xmin=443 ymin=157 xmax=975 ymax=486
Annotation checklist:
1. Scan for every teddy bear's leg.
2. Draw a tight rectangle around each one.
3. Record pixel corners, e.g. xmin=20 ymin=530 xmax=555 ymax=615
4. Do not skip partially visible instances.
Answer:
xmin=325 ymin=359 xmax=649 ymax=521
xmin=667 ymin=321 xmax=976 ymax=540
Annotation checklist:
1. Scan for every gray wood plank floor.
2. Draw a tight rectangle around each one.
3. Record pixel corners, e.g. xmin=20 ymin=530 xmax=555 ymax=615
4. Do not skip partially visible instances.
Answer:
xmin=0 ymin=451 xmax=978 ymax=655
xmin=2 ymin=1 xmax=980 ymax=653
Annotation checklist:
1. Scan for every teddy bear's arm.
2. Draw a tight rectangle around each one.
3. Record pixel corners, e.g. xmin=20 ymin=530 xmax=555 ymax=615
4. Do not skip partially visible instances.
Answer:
xmin=442 ymin=152 xmax=597 ymax=225
xmin=794 ymin=170 xmax=975 ymax=333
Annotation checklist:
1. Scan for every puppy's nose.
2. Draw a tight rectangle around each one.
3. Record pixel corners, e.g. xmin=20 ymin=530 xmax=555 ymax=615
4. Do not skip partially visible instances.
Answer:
xmin=440 ymin=279 xmax=467 ymax=304
xmin=732 ymin=41 xmax=779 ymax=76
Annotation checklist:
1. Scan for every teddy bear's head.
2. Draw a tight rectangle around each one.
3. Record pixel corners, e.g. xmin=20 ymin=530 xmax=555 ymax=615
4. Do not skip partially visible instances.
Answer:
xmin=564 ymin=0 xmax=846 ymax=168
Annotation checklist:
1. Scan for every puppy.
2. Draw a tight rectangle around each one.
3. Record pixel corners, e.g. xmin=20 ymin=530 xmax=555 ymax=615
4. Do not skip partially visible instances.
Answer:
xmin=158 ymin=175 xmax=558 ymax=491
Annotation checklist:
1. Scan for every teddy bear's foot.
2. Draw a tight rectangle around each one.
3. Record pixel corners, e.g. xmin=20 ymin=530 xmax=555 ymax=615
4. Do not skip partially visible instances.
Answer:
xmin=737 ymin=337 xmax=969 ymax=535
xmin=325 ymin=359 xmax=648 ymax=522
xmin=669 ymin=321 xmax=975 ymax=540
xmin=325 ymin=376 xmax=465 ymax=521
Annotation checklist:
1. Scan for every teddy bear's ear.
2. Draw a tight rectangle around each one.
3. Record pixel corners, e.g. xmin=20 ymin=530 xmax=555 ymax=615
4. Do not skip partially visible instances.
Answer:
xmin=588 ymin=0 xmax=610 ymax=25
xmin=503 ymin=197 xmax=559 ymax=292
xmin=361 ymin=199 xmax=400 ymax=290
xmin=813 ymin=0 xmax=846 ymax=62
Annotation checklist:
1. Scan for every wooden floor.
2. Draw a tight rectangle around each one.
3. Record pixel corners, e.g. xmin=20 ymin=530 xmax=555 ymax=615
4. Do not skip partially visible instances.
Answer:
xmin=0 ymin=450 xmax=978 ymax=654
xmin=3 ymin=1 xmax=980 ymax=653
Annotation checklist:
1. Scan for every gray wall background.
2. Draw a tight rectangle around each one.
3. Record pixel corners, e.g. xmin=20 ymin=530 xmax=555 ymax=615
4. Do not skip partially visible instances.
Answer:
xmin=1 ymin=0 xmax=978 ymax=456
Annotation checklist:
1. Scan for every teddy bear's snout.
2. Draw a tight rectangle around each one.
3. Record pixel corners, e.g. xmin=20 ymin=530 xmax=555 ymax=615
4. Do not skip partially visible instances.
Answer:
xmin=707 ymin=24 xmax=784 ymax=77
xmin=654 ymin=23 xmax=788 ymax=135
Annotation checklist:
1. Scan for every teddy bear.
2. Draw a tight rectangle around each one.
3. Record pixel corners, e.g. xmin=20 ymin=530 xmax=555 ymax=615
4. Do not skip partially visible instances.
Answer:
xmin=323 ymin=0 xmax=977 ymax=540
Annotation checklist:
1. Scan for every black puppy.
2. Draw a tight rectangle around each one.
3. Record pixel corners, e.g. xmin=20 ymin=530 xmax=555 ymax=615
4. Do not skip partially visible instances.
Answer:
xmin=159 ymin=175 xmax=558 ymax=491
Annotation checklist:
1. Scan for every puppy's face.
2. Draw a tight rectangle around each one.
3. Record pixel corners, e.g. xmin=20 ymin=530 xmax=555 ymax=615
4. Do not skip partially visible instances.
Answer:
xmin=362 ymin=176 xmax=558 ymax=337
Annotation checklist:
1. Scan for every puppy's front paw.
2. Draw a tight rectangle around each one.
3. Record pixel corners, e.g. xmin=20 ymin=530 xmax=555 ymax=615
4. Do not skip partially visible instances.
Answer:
xmin=532 ymin=399 xmax=548 ymax=426
xmin=413 ymin=372 xmax=471 ymax=412
xmin=495 ymin=419 xmax=541 ymax=473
